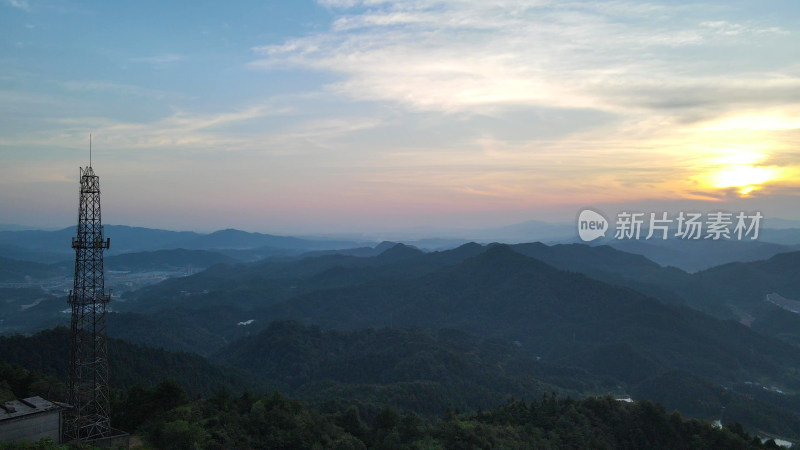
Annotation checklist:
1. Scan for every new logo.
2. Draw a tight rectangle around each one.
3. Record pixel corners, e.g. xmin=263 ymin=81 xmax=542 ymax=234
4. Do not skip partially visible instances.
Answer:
xmin=577 ymin=209 xmax=608 ymax=241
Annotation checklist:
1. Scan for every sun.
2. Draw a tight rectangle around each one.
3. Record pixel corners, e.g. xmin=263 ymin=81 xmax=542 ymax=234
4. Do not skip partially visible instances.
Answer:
xmin=709 ymin=164 xmax=781 ymax=195
xmin=694 ymin=151 xmax=787 ymax=197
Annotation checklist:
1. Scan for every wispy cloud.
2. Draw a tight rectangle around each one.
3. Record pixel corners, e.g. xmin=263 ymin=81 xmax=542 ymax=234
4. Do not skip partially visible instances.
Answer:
xmin=251 ymin=0 xmax=797 ymax=119
xmin=699 ymin=20 xmax=788 ymax=37
xmin=81 ymin=106 xmax=271 ymax=151
xmin=7 ymin=0 xmax=30 ymax=12
xmin=0 ymin=105 xmax=269 ymax=152
xmin=13 ymin=98 xmax=386 ymax=156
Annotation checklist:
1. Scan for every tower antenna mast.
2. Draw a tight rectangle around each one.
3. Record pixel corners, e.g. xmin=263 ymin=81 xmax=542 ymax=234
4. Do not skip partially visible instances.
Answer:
xmin=65 ymin=151 xmax=115 ymax=442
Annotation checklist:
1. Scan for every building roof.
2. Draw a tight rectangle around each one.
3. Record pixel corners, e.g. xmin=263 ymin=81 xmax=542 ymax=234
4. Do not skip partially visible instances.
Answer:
xmin=0 ymin=397 xmax=62 ymax=422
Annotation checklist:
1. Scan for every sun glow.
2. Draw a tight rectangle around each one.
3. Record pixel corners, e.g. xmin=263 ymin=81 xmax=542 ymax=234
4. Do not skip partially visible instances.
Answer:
xmin=699 ymin=152 xmax=785 ymax=196
xmin=702 ymin=114 xmax=800 ymax=132
xmin=710 ymin=165 xmax=780 ymax=195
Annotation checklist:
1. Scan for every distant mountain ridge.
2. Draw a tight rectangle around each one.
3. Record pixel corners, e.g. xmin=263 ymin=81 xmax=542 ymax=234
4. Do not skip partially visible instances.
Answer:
xmin=105 ymin=248 xmax=238 ymax=271
xmin=2 ymin=223 xmax=797 ymax=273
xmin=115 ymin=240 xmax=800 ymax=352
xmin=0 ymin=225 xmax=371 ymax=262
xmin=609 ymin=238 xmax=796 ymax=272
xmin=0 ymin=256 xmax=62 ymax=282
xmin=179 ymin=228 xmax=344 ymax=250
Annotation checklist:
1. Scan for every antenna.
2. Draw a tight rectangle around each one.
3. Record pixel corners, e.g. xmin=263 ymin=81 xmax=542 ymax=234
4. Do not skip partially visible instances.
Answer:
xmin=89 ymin=134 xmax=92 ymax=167
xmin=66 ymin=160 xmax=119 ymax=443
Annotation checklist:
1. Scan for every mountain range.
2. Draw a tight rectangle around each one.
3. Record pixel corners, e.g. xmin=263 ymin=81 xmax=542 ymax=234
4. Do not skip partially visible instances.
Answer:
xmin=0 ymin=225 xmax=370 ymax=264
xmin=4 ymin=225 xmax=800 ymax=438
xmin=2 ymin=223 xmax=798 ymax=270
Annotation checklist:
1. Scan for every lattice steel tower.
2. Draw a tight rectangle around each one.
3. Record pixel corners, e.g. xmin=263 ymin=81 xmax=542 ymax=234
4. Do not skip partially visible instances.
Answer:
xmin=65 ymin=162 xmax=113 ymax=442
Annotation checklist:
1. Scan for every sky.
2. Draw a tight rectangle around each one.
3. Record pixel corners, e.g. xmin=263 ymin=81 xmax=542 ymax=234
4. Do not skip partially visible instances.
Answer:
xmin=1 ymin=0 xmax=799 ymax=234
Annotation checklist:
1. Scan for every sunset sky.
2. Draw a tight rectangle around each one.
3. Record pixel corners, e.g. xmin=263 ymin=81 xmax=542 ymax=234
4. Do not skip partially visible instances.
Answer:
xmin=1 ymin=0 xmax=799 ymax=234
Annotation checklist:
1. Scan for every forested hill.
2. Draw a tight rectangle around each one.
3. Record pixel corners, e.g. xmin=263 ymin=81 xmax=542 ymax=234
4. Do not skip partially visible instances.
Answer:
xmin=211 ymin=320 xmax=800 ymax=439
xmin=1 ymin=323 xmax=799 ymax=447
xmin=0 ymin=357 xmax=778 ymax=449
xmin=91 ymin=243 xmax=800 ymax=438
xmin=0 ymin=327 xmax=252 ymax=395
xmin=254 ymin=245 xmax=800 ymax=389
xmin=110 ymin=391 xmax=776 ymax=449
xmin=212 ymin=321 xmax=599 ymax=413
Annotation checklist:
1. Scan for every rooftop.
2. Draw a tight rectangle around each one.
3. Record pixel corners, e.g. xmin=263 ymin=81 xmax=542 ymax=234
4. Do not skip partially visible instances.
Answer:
xmin=0 ymin=397 xmax=62 ymax=422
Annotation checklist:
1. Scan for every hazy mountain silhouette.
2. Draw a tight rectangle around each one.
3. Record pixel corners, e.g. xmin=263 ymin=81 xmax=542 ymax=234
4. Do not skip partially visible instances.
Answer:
xmin=0 ymin=225 xmax=368 ymax=260
xmin=105 ymin=248 xmax=237 ymax=271
xmin=609 ymin=238 xmax=794 ymax=272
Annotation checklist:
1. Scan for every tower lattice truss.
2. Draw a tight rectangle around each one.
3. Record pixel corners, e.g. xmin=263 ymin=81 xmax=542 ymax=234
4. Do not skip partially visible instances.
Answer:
xmin=65 ymin=166 xmax=113 ymax=442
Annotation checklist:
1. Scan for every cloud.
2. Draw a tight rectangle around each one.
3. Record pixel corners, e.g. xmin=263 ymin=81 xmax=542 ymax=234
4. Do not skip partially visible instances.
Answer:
xmin=250 ymin=0 xmax=798 ymax=119
xmin=0 ymin=105 xmax=270 ymax=152
xmin=7 ymin=95 xmax=387 ymax=159
xmin=700 ymin=20 xmax=788 ymax=37
xmin=84 ymin=106 xmax=271 ymax=151
xmin=246 ymin=0 xmax=800 ymax=206
xmin=8 ymin=0 xmax=30 ymax=12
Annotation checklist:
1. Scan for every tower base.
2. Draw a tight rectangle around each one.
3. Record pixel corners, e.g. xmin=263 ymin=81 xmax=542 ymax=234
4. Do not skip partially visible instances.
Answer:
xmin=66 ymin=429 xmax=129 ymax=449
